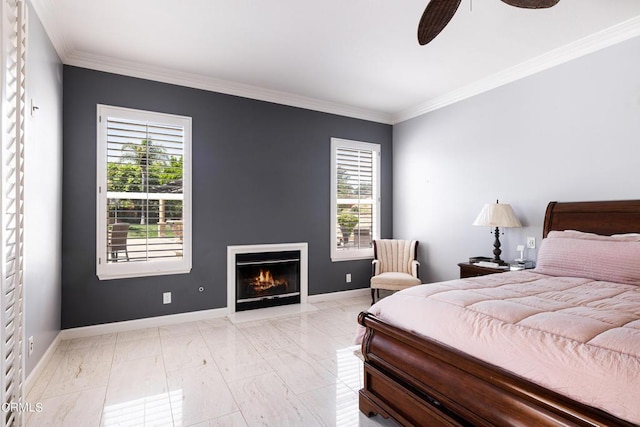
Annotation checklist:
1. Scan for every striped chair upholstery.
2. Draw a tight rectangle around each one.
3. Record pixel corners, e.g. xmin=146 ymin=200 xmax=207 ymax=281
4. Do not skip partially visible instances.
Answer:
xmin=370 ymin=239 xmax=421 ymax=304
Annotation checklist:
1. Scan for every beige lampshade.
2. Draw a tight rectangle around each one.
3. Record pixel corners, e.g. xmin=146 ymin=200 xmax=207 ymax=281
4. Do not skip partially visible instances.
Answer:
xmin=473 ymin=202 xmax=522 ymax=228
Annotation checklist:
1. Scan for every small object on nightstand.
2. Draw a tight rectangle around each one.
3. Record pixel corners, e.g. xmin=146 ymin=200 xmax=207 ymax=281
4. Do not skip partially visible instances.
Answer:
xmin=511 ymin=260 xmax=535 ymax=270
xmin=469 ymin=256 xmax=492 ymax=264
xmin=520 ymin=260 xmax=535 ymax=269
xmin=475 ymin=260 xmax=501 ymax=268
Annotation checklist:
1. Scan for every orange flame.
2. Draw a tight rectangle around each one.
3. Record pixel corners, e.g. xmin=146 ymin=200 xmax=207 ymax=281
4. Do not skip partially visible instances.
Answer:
xmin=249 ymin=269 xmax=287 ymax=292
xmin=258 ymin=269 xmax=274 ymax=284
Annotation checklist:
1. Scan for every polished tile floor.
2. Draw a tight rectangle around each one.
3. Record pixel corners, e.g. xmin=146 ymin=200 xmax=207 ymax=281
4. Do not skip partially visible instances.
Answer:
xmin=26 ymin=296 xmax=396 ymax=426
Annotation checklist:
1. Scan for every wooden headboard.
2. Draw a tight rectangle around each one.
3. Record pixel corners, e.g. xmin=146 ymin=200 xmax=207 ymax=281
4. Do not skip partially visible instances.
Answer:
xmin=543 ymin=200 xmax=640 ymax=237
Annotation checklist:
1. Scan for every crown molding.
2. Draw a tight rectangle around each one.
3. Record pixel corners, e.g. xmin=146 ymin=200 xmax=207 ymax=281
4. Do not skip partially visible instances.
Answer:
xmin=392 ymin=16 xmax=640 ymax=124
xmin=64 ymin=52 xmax=394 ymax=124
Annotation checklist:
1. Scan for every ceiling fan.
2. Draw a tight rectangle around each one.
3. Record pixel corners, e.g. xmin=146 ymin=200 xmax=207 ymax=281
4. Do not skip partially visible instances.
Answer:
xmin=418 ymin=0 xmax=560 ymax=45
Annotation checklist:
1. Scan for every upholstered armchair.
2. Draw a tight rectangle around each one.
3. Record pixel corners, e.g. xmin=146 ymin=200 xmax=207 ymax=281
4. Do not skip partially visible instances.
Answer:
xmin=370 ymin=239 xmax=421 ymax=304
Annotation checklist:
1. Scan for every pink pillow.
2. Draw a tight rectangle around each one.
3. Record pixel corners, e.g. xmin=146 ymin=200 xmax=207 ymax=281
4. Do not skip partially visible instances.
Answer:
xmin=535 ymin=236 xmax=640 ymax=285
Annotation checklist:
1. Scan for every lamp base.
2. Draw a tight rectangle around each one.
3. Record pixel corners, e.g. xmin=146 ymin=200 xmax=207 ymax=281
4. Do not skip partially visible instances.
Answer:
xmin=492 ymin=226 xmax=504 ymax=264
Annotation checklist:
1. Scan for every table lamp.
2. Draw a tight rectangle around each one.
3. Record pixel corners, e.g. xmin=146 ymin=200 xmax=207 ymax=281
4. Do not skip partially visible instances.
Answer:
xmin=473 ymin=200 xmax=522 ymax=265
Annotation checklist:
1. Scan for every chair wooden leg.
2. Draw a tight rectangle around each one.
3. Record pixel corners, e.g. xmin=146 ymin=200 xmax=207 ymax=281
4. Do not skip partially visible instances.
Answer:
xmin=371 ymin=288 xmax=375 ymax=305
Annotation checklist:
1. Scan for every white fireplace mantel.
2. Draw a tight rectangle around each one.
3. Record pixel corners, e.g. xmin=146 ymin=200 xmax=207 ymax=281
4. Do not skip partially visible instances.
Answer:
xmin=227 ymin=242 xmax=308 ymax=315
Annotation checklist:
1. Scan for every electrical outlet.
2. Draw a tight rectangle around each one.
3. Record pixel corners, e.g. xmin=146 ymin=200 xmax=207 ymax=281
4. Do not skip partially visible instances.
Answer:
xmin=526 ymin=237 xmax=536 ymax=249
xmin=163 ymin=292 xmax=172 ymax=304
xmin=28 ymin=336 xmax=34 ymax=356
xmin=346 ymin=273 xmax=352 ymax=283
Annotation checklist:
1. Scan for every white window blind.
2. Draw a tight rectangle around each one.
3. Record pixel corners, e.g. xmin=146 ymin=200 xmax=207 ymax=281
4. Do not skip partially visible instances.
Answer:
xmin=1 ymin=0 xmax=26 ymax=425
xmin=331 ymin=138 xmax=380 ymax=261
xmin=97 ymin=105 xmax=192 ymax=280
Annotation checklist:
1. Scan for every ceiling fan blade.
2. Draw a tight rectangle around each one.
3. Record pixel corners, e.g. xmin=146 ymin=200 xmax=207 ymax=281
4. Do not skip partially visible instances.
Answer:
xmin=500 ymin=0 xmax=560 ymax=8
xmin=417 ymin=0 xmax=462 ymax=45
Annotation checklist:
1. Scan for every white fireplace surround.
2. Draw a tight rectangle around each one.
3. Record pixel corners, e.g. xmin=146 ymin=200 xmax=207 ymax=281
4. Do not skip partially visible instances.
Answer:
xmin=227 ymin=242 xmax=308 ymax=315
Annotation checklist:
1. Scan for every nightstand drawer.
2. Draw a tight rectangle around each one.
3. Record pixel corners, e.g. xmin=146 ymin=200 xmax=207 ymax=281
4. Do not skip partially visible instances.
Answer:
xmin=458 ymin=262 xmax=505 ymax=279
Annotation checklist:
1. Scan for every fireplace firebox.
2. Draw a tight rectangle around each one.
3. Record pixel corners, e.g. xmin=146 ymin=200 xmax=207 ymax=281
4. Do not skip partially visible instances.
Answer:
xmin=235 ymin=250 xmax=300 ymax=312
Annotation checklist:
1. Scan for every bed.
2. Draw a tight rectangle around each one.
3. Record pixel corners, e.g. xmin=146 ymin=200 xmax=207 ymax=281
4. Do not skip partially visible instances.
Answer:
xmin=356 ymin=200 xmax=640 ymax=426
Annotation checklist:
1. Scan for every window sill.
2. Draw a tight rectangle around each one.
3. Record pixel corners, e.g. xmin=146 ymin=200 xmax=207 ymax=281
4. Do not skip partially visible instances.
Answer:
xmin=331 ymin=252 xmax=374 ymax=262
xmin=97 ymin=265 xmax=191 ymax=281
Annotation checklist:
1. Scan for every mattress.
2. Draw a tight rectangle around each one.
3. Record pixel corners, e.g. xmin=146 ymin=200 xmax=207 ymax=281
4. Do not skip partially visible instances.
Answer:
xmin=355 ymin=270 xmax=640 ymax=424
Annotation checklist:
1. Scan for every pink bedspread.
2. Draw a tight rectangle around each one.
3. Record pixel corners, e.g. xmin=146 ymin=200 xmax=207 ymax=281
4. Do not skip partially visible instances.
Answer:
xmin=356 ymin=271 xmax=640 ymax=424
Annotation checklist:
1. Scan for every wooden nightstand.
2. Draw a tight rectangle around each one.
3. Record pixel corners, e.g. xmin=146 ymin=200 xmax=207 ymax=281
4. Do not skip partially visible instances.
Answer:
xmin=458 ymin=262 xmax=507 ymax=279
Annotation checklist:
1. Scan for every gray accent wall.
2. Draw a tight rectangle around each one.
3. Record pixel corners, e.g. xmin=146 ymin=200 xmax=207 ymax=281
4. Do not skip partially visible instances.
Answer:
xmin=393 ymin=36 xmax=640 ymax=283
xmin=62 ymin=66 xmax=392 ymax=329
xmin=24 ymin=3 xmax=63 ymax=375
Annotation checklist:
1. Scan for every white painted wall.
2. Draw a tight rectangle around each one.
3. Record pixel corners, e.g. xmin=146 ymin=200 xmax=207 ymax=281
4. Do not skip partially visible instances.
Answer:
xmin=393 ymin=36 xmax=640 ymax=283
xmin=24 ymin=2 xmax=63 ymax=375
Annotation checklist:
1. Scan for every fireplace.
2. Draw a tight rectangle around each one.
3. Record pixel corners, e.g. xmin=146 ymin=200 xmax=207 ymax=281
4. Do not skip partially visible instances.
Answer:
xmin=227 ymin=243 xmax=308 ymax=314
xmin=235 ymin=251 xmax=300 ymax=311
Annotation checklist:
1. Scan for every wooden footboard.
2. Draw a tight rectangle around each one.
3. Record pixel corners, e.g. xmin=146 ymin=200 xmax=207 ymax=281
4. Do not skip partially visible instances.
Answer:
xmin=358 ymin=312 xmax=634 ymax=427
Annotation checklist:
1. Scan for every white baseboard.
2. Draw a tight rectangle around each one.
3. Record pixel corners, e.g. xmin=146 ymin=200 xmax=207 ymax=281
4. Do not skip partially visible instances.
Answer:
xmin=308 ymin=287 xmax=369 ymax=303
xmin=25 ymin=332 xmax=63 ymax=396
xmin=59 ymin=307 xmax=228 ymax=340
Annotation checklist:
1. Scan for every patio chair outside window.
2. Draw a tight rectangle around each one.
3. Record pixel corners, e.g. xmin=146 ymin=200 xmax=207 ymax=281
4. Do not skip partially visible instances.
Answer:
xmin=109 ymin=223 xmax=130 ymax=262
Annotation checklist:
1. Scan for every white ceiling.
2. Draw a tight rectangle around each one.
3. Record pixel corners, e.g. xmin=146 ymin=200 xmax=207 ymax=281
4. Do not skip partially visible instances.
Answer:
xmin=32 ymin=0 xmax=640 ymax=123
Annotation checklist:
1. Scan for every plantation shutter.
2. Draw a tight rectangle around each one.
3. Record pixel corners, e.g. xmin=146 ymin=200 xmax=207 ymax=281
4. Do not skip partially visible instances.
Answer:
xmin=1 ymin=1 xmax=26 ymax=425
xmin=335 ymin=144 xmax=378 ymax=253
xmin=105 ymin=116 xmax=185 ymax=263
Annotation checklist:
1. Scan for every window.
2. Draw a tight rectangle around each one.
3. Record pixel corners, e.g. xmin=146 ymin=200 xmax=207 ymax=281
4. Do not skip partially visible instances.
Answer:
xmin=331 ymin=138 xmax=380 ymax=261
xmin=96 ymin=105 xmax=192 ymax=280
